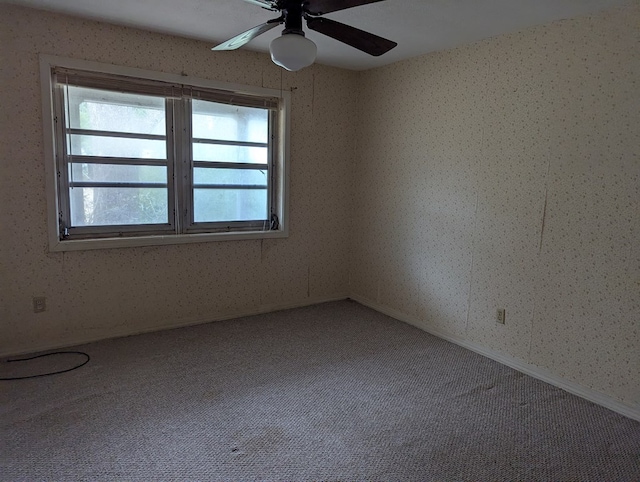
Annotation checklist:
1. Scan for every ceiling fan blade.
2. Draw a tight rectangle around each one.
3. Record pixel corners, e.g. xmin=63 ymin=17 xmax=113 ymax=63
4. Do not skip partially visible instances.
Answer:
xmin=244 ymin=0 xmax=271 ymax=8
xmin=306 ymin=17 xmax=397 ymax=56
xmin=212 ymin=18 xmax=282 ymax=51
xmin=242 ymin=0 xmax=276 ymax=9
xmin=304 ymin=0 xmax=385 ymax=16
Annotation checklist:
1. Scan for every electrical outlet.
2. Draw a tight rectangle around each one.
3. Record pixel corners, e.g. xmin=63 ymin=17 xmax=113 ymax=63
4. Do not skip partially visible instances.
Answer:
xmin=496 ymin=308 xmax=505 ymax=324
xmin=33 ymin=297 xmax=46 ymax=313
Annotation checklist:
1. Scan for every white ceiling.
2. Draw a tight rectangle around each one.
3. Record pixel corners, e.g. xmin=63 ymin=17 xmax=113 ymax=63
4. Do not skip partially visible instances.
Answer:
xmin=4 ymin=0 xmax=630 ymax=70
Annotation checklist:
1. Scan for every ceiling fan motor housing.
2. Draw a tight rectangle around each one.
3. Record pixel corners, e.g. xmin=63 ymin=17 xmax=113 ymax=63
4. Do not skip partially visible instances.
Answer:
xmin=282 ymin=0 xmax=305 ymax=35
xmin=212 ymin=0 xmax=397 ymax=70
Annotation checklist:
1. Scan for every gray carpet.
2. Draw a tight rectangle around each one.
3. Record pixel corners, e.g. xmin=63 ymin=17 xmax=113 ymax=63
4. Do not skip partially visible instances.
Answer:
xmin=1 ymin=300 xmax=639 ymax=481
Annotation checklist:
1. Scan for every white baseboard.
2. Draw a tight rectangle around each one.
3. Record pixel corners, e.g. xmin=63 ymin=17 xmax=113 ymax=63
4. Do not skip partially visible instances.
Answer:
xmin=350 ymin=295 xmax=640 ymax=423
xmin=6 ymin=293 xmax=638 ymax=423
xmin=2 ymin=295 xmax=348 ymax=359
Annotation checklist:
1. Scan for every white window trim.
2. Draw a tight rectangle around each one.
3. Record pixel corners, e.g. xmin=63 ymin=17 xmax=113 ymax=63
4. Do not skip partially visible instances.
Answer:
xmin=40 ymin=54 xmax=290 ymax=252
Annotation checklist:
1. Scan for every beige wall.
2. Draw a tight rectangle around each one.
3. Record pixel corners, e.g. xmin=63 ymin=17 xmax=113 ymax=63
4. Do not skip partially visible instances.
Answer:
xmin=351 ymin=4 xmax=639 ymax=406
xmin=0 ymin=4 xmax=356 ymax=355
xmin=1 ymin=3 xmax=637 ymax=409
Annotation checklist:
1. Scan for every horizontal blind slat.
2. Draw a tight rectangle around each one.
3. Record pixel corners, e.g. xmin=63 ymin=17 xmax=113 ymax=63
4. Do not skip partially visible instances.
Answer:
xmin=53 ymin=68 xmax=279 ymax=108
xmin=53 ymin=68 xmax=182 ymax=97
xmin=189 ymin=88 xmax=278 ymax=109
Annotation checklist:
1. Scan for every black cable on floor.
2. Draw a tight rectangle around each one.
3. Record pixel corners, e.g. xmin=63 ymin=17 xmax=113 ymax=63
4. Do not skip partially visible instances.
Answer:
xmin=0 ymin=351 xmax=90 ymax=380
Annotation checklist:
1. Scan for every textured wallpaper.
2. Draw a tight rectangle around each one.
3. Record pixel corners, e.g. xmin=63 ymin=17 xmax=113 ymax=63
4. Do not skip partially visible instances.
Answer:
xmin=0 ymin=4 xmax=356 ymax=355
xmin=1 ymin=3 xmax=638 ymax=410
xmin=351 ymin=4 xmax=639 ymax=406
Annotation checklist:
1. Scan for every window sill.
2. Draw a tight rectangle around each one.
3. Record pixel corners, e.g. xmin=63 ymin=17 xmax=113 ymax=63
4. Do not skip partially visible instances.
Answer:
xmin=49 ymin=229 xmax=288 ymax=252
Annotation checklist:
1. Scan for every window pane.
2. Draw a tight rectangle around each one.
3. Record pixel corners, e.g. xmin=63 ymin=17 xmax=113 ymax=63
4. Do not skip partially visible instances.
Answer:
xmin=66 ymin=86 xmax=166 ymax=136
xmin=70 ymin=164 xmax=167 ymax=184
xmin=193 ymin=143 xmax=267 ymax=164
xmin=68 ymin=134 xmax=166 ymax=159
xmin=194 ymin=189 xmax=267 ymax=223
xmin=192 ymin=100 xmax=268 ymax=143
xmin=69 ymin=187 xmax=168 ymax=226
xmin=194 ymin=168 xmax=267 ymax=186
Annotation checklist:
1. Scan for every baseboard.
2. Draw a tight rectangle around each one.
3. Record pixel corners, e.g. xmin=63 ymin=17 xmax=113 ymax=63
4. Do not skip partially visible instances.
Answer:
xmin=2 ymin=294 xmax=349 ymax=359
xmin=349 ymin=295 xmax=640 ymax=423
xmin=7 ymin=293 xmax=638 ymax=422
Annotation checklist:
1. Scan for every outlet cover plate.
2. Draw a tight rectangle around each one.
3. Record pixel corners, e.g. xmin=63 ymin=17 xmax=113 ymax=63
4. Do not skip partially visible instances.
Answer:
xmin=33 ymin=297 xmax=46 ymax=313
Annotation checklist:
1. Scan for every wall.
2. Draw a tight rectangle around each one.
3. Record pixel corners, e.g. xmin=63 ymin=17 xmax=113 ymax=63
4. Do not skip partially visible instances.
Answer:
xmin=0 ymin=4 xmax=357 ymax=355
xmin=351 ymin=4 xmax=639 ymax=407
xmin=1 ymin=2 xmax=637 ymax=414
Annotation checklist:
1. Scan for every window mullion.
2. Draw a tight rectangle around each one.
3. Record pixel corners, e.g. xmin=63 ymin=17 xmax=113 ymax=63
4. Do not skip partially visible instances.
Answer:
xmin=68 ymin=156 xmax=168 ymax=166
xmin=53 ymin=83 xmax=71 ymax=238
xmin=67 ymin=128 xmax=166 ymax=141
xmin=186 ymin=98 xmax=194 ymax=232
xmin=166 ymin=98 xmax=178 ymax=234
xmin=172 ymin=97 xmax=192 ymax=234
xmin=269 ymin=109 xmax=276 ymax=222
xmin=184 ymin=98 xmax=194 ymax=233
xmin=192 ymin=161 xmax=268 ymax=170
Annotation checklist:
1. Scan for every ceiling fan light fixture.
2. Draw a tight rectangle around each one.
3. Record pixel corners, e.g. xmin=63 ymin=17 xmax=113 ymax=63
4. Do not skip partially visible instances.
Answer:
xmin=269 ymin=32 xmax=317 ymax=71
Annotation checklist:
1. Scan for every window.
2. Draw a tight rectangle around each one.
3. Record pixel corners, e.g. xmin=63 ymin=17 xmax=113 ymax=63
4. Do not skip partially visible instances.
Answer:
xmin=41 ymin=56 xmax=289 ymax=251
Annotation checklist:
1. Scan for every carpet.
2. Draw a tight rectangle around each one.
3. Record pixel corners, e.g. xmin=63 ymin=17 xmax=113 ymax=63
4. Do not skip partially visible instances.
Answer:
xmin=1 ymin=300 xmax=639 ymax=480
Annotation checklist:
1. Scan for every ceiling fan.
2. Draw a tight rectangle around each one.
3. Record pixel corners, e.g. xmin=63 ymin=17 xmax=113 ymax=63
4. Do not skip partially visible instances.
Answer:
xmin=212 ymin=0 xmax=397 ymax=71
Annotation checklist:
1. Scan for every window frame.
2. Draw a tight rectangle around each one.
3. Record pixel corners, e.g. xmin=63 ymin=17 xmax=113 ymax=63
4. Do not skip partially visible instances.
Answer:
xmin=40 ymin=55 xmax=290 ymax=252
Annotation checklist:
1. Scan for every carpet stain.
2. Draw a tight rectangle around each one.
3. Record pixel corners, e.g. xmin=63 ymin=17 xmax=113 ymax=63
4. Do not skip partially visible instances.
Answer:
xmin=233 ymin=427 xmax=288 ymax=456
xmin=201 ymin=390 xmax=219 ymax=400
